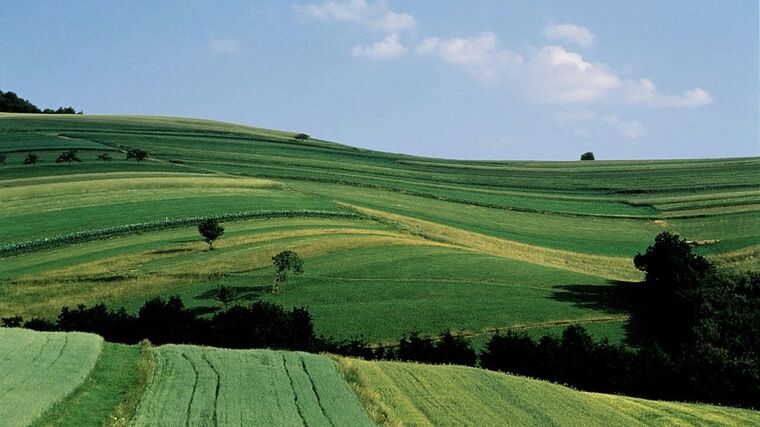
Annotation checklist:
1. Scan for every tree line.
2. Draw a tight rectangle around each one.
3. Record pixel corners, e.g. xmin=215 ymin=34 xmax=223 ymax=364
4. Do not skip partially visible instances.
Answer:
xmin=2 ymin=232 xmax=757 ymax=409
xmin=0 ymin=90 xmax=82 ymax=114
xmin=0 ymin=148 xmax=148 ymax=167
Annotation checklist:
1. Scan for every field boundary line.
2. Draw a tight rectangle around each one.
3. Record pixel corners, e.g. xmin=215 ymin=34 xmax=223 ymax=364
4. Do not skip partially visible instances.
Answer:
xmin=281 ymin=354 xmax=308 ymax=426
xmin=339 ymin=203 xmax=641 ymax=281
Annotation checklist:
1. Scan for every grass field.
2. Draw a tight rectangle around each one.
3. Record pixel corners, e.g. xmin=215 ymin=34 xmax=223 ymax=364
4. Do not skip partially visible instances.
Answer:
xmin=131 ymin=345 xmax=373 ymax=427
xmin=1 ymin=112 xmax=758 ymax=345
xmin=339 ymin=357 xmax=760 ymax=426
xmin=0 ymin=328 xmax=102 ymax=427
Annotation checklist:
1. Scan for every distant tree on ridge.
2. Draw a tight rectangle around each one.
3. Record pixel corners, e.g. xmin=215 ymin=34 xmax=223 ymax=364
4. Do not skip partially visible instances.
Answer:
xmin=580 ymin=152 xmax=595 ymax=161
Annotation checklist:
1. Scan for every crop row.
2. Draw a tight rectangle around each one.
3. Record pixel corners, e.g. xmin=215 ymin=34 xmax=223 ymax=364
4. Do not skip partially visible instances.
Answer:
xmin=0 ymin=210 xmax=361 ymax=258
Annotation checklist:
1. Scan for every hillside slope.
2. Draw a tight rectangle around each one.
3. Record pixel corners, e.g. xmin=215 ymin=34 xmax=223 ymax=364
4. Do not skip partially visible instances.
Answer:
xmin=1 ymin=113 xmax=758 ymax=344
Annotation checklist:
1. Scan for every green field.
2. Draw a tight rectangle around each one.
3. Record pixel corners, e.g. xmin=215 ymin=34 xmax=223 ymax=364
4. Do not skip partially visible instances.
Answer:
xmin=0 ymin=328 xmax=102 ymax=427
xmin=131 ymin=345 xmax=372 ymax=426
xmin=340 ymin=357 xmax=760 ymax=426
xmin=1 ymin=113 xmax=758 ymax=345
xmin=3 ymin=329 xmax=757 ymax=426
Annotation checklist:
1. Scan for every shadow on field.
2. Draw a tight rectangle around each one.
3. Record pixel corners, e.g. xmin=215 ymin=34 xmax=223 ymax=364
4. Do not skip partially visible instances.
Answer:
xmin=194 ymin=285 xmax=271 ymax=303
xmin=550 ymin=281 xmax=639 ymax=315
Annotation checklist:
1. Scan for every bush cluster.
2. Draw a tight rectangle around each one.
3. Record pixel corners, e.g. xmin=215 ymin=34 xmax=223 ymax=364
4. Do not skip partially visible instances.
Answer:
xmin=0 ymin=210 xmax=359 ymax=258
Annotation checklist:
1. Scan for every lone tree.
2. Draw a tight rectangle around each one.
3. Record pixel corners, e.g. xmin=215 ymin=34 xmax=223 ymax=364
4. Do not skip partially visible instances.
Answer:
xmin=271 ymin=250 xmax=303 ymax=294
xmin=580 ymin=152 xmax=595 ymax=161
xmin=0 ymin=154 xmax=6 ymax=165
xmin=56 ymin=149 xmax=81 ymax=164
xmin=96 ymin=152 xmax=112 ymax=161
xmin=211 ymin=284 xmax=236 ymax=308
xmin=126 ymin=148 xmax=148 ymax=162
xmin=198 ymin=218 xmax=224 ymax=250
xmin=23 ymin=153 xmax=39 ymax=166
xmin=294 ymin=133 xmax=310 ymax=141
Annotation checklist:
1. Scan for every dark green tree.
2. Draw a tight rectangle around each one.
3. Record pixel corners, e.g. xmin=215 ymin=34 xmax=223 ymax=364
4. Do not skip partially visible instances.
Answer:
xmin=580 ymin=152 xmax=595 ymax=160
xmin=0 ymin=154 xmax=6 ymax=165
xmin=125 ymin=148 xmax=148 ymax=162
xmin=23 ymin=153 xmax=39 ymax=166
xmin=294 ymin=133 xmax=310 ymax=141
xmin=96 ymin=152 xmax=112 ymax=161
xmin=197 ymin=218 xmax=224 ymax=250
xmin=56 ymin=149 xmax=81 ymax=164
xmin=211 ymin=284 xmax=236 ymax=308
xmin=271 ymin=250 xmax=303 ymax=294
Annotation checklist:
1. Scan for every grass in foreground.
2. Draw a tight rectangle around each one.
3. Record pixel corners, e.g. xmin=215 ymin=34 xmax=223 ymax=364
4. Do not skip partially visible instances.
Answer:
xmin=338 ymin=357 xmax=760 ymax=426
xmin=131 ymin=345 xmax=373 ymax=427
xmin=0 ymin=328 xmax=102 ymax=427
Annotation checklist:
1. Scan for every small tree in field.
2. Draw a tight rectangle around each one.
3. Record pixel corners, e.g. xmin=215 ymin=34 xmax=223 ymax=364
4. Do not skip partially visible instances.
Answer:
xmin=97 ymin=152 xmax=112 ymax=161
xmin=0 ymin=154 xmax=6 ymax=165
xmin=126 ymin=148 xmax=148 ymax=162
xmin=56 ymin=149 xmax=81 ymax=164
xmin=212 ymin=284 xmax=236 ymax=308
xmin=271 ymin=250 xmax=303 ymax=294
xmin=23 ymin=153 xmax=39 ymax=166
xmin=198 ymin=218 xmax=224 ymax=250
xmin=580 ymin=152 xmax=595 ymax=161
xmin=294 ymin=133 xmax=310 ymax=141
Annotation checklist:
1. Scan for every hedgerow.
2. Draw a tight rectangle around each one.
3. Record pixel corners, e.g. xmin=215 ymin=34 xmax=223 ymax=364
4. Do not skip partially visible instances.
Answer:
xmin=0 ymin=210 xmax=360 ymax=257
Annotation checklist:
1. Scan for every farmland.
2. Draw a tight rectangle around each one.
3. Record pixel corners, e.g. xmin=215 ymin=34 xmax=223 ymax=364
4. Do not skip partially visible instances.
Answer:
xmin=339 ymin=357 xmax=760 ymax=426
xmin=3 ymin=328 xmax=757 ymax=426
xmin=131 ymin=345 xmax=372 ymax=426
xmin=1 ymin=113 xmax=758 ymax=345
xmin=0 ymin=328 xmax=102 ymax=427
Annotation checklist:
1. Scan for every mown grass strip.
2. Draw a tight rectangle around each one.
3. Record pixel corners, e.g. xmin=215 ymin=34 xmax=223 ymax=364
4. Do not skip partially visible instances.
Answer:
xmin=0 ymin=210 xmax=361 ymax=258
xmin=341 ymin=203 xmax=642 ymax=281
xmin=31 ymin=342 xmax=141 ymax=427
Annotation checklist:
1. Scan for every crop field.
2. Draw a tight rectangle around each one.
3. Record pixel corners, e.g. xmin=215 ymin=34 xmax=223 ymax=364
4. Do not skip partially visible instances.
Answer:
xmin=340 ymin=357 xmax=760 ymax=426
xmin=1 ymin=113 xmax=758 ymax=345
xmin=0 ymin=328 xmax=102 ymax=427
xmin=132 ymin=345 xmax=372 ymax=426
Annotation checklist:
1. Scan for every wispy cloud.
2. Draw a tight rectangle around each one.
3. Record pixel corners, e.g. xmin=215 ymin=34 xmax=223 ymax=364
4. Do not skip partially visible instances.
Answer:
xmin=352 ymin=33 xmax=406 ymax=59
xmin=544 ymin=23 xmax=595 ymax=48
xmin=625 ymin=78 xmax=713 ymax=108
xmin=294 ymin=0 xmax=415 ymax=32
xmin=556 ymin=109 xmax=645 ymax=140
xmin=208 ymin=38 xmax=241 ymax=54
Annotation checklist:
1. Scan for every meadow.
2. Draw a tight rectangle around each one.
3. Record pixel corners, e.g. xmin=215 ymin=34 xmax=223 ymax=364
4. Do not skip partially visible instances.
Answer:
xmin=1 ymin=113 xmax=758 ymax=346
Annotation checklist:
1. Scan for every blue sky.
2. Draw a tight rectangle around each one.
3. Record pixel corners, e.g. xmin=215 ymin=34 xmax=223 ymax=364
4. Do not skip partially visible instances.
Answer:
xmin=1 ymin=1 xmax=757 ymax=160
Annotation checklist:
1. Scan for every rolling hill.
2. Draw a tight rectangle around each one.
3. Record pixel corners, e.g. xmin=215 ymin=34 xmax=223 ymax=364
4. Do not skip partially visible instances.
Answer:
xmin=1 ymin=113 xmax=758 ymax=345
xmin=1 ymin=329 xmax=757 ymax=426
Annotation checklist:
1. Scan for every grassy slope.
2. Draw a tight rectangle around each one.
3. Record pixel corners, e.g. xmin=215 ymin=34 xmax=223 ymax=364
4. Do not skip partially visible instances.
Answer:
xmin=132 ymin=345 xmax=373 ymax=427
xmin=0 ymin=328 xmax=102 ymax=427
xmin=1 ymin=113 xmax=758 ymax=344
xmin=340 ymin=357 xmax=760 ymax=426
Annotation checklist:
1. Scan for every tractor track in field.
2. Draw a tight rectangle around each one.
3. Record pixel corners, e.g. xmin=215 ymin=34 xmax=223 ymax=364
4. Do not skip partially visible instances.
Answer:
xmin=281 ymin=354 xmax=307 ymax=427
xmin=201 ymin=352 xmax=221 ymax=427
xmin=301 ymin=357 xmax=334 ymax=427
xmin=181 ymin=352 xmax=201 ymax=427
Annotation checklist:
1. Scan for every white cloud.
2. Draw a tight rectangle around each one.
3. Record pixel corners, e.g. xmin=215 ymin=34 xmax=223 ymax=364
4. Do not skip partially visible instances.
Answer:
xmin=625 ymin=78 xmax=713 ymax=108
xmin=604 ymin=114 xmax=645 ymax=139
xmin=294 ymin=0 xmax=415 ymax=32
xmin=416 ymin=32 xmax=522 ymax=80
xmin=527 ymin=45 xmax=620 ymax=103
xmin=208 ymin=38 xmax=241 ymax=54
xmin=352 ymin=33 xmax=406 ymax=59
xmin=544 ymin=23 xmax=595 ymax=48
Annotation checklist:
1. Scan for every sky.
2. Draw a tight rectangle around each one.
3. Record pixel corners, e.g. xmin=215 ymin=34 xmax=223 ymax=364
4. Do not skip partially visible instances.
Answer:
xmin=1 ymin=0 xmax=758 ymax=160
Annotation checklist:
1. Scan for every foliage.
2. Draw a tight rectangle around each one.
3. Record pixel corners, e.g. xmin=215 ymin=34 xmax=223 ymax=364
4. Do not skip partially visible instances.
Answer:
xmin=125 ymin=148 xmax=148 ymax=162
xmin=211 ymin=284 xmax=236 ymax=308
xmin=24 ymin=152 xmax=39 ymax=165
xmin=580 ymin=152 xmax=596 ymax=160
xmin=97 ymin=152 xmax=112 ymax=161
xmin=197 ymin=218 xmax=224 ymax=249
xmin=56 ymin=149 xmax=82 ymax=164
xmin=0 ymin=153 xmax=6 ymax=164
xmin=294 ymin=133 xmax=310 ymax=141
xmin=0 ymin=90 xmax=41 ymax=113
xmin=271 ymin=250 xmax=304 ymax=294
